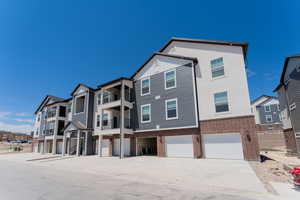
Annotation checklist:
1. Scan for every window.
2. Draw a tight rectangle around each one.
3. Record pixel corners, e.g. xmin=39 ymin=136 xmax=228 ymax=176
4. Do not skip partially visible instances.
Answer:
xmin=37 ymin=114 xmax=40 ymax=122
xmin=214 ymin=91 xmax=229 ymax=113
xmin=165 ymin=70 xmax=176 ymax=89
xmin=141 ymin=104 xmax=151 ymax=123
xmin=289 ymin=102 xmax=296 ymax=111
xmin=141 ymin=78 xmax=150 ymax=95
xmin=57 ymin=120 xmax=65 ymax=135
xmin=266 ymin=115 xmax=273 ymax=123
xmin=75 ymin=96 xmax=85 ymax=113
xmin=59 ymin=106 xmax=66 ymax=117
xmin=96 ymin=114 xmax=100 ymax=127
xmin=102 ymin=91 xmax=110 ymax=104
xmin=67 ymin=104 xmax=71 ymax=113
xmin=277 ymin=104 xmax=280 ymax=111
xmin=264 ymin=105 xmax=271 ymax=112
xmin=166 ymin=99 xmax=178 ymax=120
xmin=102 ymin=113 xmax=108 ymax=126
xmin=211 ymin=57 xmax=225 ymax=78
xmin=296 ymin=65 xmax=300 ymax=72
xmin=279 ymin=113 xmax=282 ymax=121
xmin=97 ymin=94 xmax=101 ymax=105
xmin=36 ymin=128 xmax=39 ymax=136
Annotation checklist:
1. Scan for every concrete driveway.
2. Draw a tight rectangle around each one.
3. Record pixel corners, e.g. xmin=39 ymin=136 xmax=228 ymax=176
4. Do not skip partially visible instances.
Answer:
xmin=0 ymin=153 xmax=272 ymax=200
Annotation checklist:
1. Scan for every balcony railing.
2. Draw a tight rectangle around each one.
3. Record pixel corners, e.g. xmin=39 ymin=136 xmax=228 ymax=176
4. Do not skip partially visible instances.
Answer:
xmin=101 ymin=118 xmax=131 ymax=130
xmin=44 ymin=129 xmax=55 ymax=136
xmin=102 ymin=95 xmax=120 ymax=104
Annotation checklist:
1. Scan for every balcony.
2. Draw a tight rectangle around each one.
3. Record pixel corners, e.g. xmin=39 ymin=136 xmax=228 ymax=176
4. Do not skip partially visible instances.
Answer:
xmin=44 ymin=129 xmax=54 ymax=136
xmin=101 ymin=118 xmax=131 ymax=130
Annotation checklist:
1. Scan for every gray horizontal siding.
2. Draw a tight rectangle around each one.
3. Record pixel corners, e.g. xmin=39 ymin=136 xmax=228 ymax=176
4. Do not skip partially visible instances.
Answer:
xmin=258 ymin=104 xmax=281 ymax=124
xmin=133 ymin=64 xmax=197 ymax=131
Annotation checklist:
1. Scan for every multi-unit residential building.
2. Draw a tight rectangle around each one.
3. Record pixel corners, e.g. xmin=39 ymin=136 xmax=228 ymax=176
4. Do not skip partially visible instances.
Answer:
xmin=33 ymin=37 xmax=259 ymax=161
xmin=274 ymin=54 xmax=300 ymax=158
xmin=251 ymin=95 xmax=282 ymax=126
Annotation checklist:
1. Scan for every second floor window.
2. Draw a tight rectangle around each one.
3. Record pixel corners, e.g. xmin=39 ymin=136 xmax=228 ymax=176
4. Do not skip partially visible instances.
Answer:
xmin=141 ymin=104 xmax=151 ymax=123
xmin=165 ymin=70 xmax=176 ymax=89
xmin=97 ymin=94 xmax=101 ymax=105
xmin=211 ymin=57 xmax=225 ymax=78
xmin=75 ymin=96 xmax=85 ymax=113
xmin=166 ymin=99 xmax=178 ymax=120
xmin=102 ymin=91 xmax=110 ymax=104
xmin=264 ymin=105 xmax=271 ymax=112
xmin=96 ymin=115 xmax=100 ymax=127
xmin=214 ymin=91 xmax=229 ymax=113
xmin=37 ymin=114 xmax=40 ymax=122
xmin=141 ymin=78 xmax=150 ymax=96
xmin=266 ymin=115 xmax=273 ymax=123
xmin=102 ymin=113 xmax=108 ymax=126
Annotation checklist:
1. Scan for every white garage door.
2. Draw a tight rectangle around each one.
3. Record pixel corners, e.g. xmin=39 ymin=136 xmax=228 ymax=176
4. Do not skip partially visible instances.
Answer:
xmin=113 ymin=138 xmax=130 ymax=156
xmin=203 ymin=133 xmax=244 ymax=160
xmin=102 ymin=139 xmax=109 ymax=157
xmin=56 ymin=141 xmax=63 ymax=154
xmin=166 ymin=135 xmax=193 ymax=158
xmin=39 ymin=143 xmax=44 ymax=153
xmin=33 ymin=143 xmax=39 ymax=153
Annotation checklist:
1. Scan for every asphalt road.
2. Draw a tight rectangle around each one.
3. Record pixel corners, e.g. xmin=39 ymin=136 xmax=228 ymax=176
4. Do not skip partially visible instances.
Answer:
xmin=0 ymin=156 xmax=272 ymax=200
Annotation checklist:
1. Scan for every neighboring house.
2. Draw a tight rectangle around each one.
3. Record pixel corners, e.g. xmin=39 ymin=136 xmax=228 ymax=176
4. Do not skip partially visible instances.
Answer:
xmin=274 ymin=54 xmax=300 ymax=158
xmin=251 ymin=95 xmax=282 ymax=125
xmin=32 ymin=37 xmax=259 ymax=161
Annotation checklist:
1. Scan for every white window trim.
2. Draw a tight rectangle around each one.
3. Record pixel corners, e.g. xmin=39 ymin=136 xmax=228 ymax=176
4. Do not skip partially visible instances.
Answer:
xmin=264 ymin=105 xmax=271 ymax=112
xmin=165 ymin=98 xmax=178 ymax=120
xmin=74 ymin=94 xmax=86 ymax=115
xmin=296 ymin=65 xmax=300 ymax=72
xmin=289 ymin=102 xmax=296 ymax=111
xmin=140 ymin=77 xmax=150 ymax=96
xmin=279 ymin=113 xmax=282 ymax=121
xmin=164 ymin=70 xmax=177 ymax=90
xmin=211 ymin=57 xmax=225 ymax=79
xmin=96 ymin=114 xmax=100 ymax=127
xmin=214 ymin=91 xmax=230 ymax=114
xmin=141 ymin=104 xmax=151 ymax=123
xmin=266 ymin=115 xmax=273 ymax=123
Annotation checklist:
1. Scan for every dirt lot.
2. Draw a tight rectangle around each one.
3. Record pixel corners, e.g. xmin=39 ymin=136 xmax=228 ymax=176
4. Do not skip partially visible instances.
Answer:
xmin=0 ymin=142 xmax=31 ymax=153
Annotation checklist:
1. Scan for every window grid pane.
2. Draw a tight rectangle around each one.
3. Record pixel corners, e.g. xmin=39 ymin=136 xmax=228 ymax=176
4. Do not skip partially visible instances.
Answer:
xmin=142 ymin=105 xmax=150 ymax=121
xmin=211 ymin=58 xmax=224 ymax=78
xmin=165 ymin=71 xmax=175 ymax=88
xmin=167 ymin=100 xmax=177 ymax=118
xmin=214 ymin=92 xmax=229 ymax=112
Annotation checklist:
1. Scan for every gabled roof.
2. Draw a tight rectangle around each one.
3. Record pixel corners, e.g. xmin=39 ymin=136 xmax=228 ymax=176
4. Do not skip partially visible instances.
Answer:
xmin=46 ymin=97 xmax=72 ymax=107
xmin=62 ymin=121 xmax=88 ymax=132
xmin=251 ymin=95 xmax=274 ymax=104
xmin=70 ymin=83 xmax=95 ymax=96
xmin=97 ymin=77 xmax=131 ymax=89
xmin=158 ymin=37 xmax=248 ymax=58
xmin=131 ymin=52 xmax=198 ymax=79
xmin=274 ymin=54 xmax=300 ymax=92
xmin=34 ymin=95 xmax=65 ymax=114
xmin=256 ymin=96 xmax=278 ymax=107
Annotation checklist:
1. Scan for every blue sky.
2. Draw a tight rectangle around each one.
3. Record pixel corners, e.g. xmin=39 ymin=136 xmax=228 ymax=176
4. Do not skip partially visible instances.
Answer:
xmin=0 ymin=0 xmax=298 ymax=133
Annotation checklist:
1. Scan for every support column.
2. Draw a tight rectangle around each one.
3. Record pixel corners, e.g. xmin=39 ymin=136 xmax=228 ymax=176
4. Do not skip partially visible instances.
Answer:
xmin=98 ymin=135 xmax=103 ymax=157
xmin=120 ymin=80 xmax=125 ymax=159
xmin=62 ymin=133 xmax=66 ymax=156
xmin=84 ymin=132 xmax=88 ymax=156
xmin=67 ymin=137 xmax=71 ymax=155
xmin=76 ymin=130 xmax=80 ymax=156
xmin=43 ymin=139 xmax=47 ymax=154
xmin=52 ymin=138 xmax=57 ymax=155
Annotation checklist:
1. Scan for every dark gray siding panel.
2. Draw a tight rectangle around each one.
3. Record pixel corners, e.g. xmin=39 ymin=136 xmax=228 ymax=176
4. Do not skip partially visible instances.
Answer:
xmin=72 ymin=92 xmax=88 ymax=127
xmin=87 ymin=91 xmax=94 ymax=129
xmin=257 ymin=104 xmax=281 ymax=124
xmin=133 ymin=64 xmax=197 ymax=131
xmin=286 ymin=70 xmax=300 ymax=102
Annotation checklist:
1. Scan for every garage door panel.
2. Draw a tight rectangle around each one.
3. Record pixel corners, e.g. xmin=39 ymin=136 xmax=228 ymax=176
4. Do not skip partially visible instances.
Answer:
xmin=203 ymin=133 xmax=244 ymax=160
xmin=166 ymin=135 xmax=193 ymax=158
xmin=57 ymin=142 xmax=63 ymax=154
xmin=113 ymin=138 xmax=130 ymax=156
